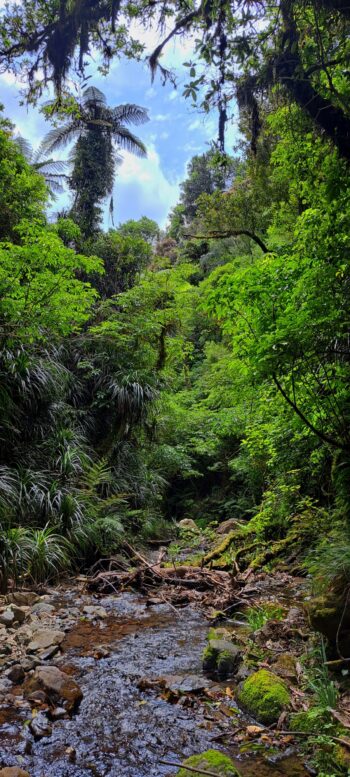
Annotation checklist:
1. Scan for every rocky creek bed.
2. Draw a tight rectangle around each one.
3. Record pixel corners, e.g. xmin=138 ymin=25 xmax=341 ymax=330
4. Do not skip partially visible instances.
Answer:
xmin=0 ymin=572 xmax=319 ymax=777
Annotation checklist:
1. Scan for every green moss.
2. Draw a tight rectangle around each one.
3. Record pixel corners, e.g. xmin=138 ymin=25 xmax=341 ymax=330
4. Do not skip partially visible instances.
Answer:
xmin=178 ymin=749 xmax=240 ymax=777
xmin=202 ymin=644 xmax=217 ymax=673
xmin=204 ymin=530 xmax=238 ymax=563
xmin=238 ymin=669 xmax=290 ymax=724
xmin=291 ymin=709 xmax=323 ymax=733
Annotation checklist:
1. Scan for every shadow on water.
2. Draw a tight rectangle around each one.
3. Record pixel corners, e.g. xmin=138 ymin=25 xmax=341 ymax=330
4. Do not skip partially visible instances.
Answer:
xmin=0 ymin=591 xmax=309 ymax=777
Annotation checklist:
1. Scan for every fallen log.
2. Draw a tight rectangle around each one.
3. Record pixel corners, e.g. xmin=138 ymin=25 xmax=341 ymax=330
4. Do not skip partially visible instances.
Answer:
xmin=87 ymin=556 xmax=232 ymax=594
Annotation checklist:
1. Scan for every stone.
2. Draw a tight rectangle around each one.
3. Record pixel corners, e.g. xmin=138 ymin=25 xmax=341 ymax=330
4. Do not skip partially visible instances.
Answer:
xmin=178 ymin=750 xmax=240 ymax=777
xmin=39 ymin=645 xmax=60 ymax=661
xmin=271 ymin=653 xmax=297 ymax=680
xmin=83 ymin=605 xmax=107 ymax=619
xmin=0 ymin=610 xmax=15 ymax=627
xmin=6 ymin=664 xmax=25 ymax=684
xmin=0 ymin=644 xmax=12 ymax=655
xmin=31 ymin=602 xmax=55 ymax=615
xmin=26 ymin=629 xmax=65 ymax=653
xmin=164 ymin=674 xmax=213 ymax=693
xmin=24 ymin=665 xmax=83 ymax=713
xmin=216 ymin=518 xmax=240 ymax=535
xmin=203 ymin=639 xmax=241 ymax=680
xmin=9 ymin=605 xmax=26 ymax=624
xmin=29 ymin=711 xmax=52 ymax=739
xmin=177 ymin=518 xmax=200 ymax=533
xmin=238 ymin=669 xmax=291 ymax=724
xmin=5 ymin=591 xmax=38 ymax=606
xmin=49 ymin=706 xmax=67 ymax=721
xmin=0 ymin=769 xmax=30 ymax=777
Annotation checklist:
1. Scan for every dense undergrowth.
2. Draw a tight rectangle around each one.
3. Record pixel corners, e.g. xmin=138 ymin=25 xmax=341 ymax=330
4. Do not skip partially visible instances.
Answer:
xmin=1 ymin=89 xmax=350 ymax=608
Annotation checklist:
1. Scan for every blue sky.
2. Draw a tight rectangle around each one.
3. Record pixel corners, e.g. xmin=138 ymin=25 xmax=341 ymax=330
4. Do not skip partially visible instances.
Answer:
xmin=0 ymin=25 xmax=238 ymax=229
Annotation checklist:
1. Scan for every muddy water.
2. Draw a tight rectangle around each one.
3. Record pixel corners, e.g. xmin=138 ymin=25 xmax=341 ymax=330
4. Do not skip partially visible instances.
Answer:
xmin=0 ymin=591 xmax=309 ymax=777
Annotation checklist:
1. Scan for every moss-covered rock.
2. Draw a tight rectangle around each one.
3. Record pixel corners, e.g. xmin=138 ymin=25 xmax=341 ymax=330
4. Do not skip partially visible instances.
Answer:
xmin=202 ymin=639 xmax=241 ymax=680
xmin=178 ymin=749 xmax=240 ymax=777
xmin=238 ymin=669 xmax=290 ymax=724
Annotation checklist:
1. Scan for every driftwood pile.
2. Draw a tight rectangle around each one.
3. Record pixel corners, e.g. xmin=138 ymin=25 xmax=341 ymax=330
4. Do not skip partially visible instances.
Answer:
xmin=87 ymin=543 xmax=234 ymax=606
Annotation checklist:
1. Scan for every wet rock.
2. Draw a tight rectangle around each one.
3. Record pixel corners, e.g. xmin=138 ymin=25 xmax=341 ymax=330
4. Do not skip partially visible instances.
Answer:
xmin=178 ymin=749 xmax=239 ymax=776
xmin=9 ymin=605 xmax=26 ymax=624
xmin=203 ymin=639 xmax=241 ymax=680
xmin=216 ymin=518 xmax=240 ymax=535
xmin=65 ymin=746 xmax=76 ymax=763
xmin=49 ymin=706 xmax=67 ymax=721
xmin=31 ymin=602 xmax=55 ymax=615
xmin=83 ymin=605 xmax=107 ymax=619
xmin=238 ymin=669 xmax=290 ymax=724
xmin=6 ymin=664 xmax=25 ymax=684
xmin=24 ymin=665 xmax=83 ymax=713
xmin=26 ymin=690 xmax=48 ymax=705
xmin=93 ymin=646 xmax=110 ymax=659
xmin=29 ymin=711 xmax=52 ymax=739
xmin=177 ymin=519 xmax=200 ymax=533
xmin=26 ymin=629 xmax=65 ymax=653
xmin=5 ymin=591 xmax=38 ymax=606
xmin=0 ymin=769 xmax=31 ymax=777
xmin=0 ymin=610 xmax=15 ymax=627
xmin=164 ymin=674 xmax=213 ymax=693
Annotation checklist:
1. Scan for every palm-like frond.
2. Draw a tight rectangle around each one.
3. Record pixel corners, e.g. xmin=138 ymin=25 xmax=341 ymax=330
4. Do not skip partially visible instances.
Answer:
xmin=111 ymin=104 xmax=149 ymax=126
xmin=14 ymin=136 xmax=33 ymax=160
xmin=112 ymin=127 xmax=147 ymax=157
xmin=82 ymin=86 xmax=107 ymax=108
xmin=40 ymin=123 xmax=81 ymax=155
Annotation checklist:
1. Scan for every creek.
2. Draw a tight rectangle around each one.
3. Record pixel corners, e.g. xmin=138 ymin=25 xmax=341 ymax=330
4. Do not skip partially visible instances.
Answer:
xmin=0 ymin=585 xmax=310 ymax=777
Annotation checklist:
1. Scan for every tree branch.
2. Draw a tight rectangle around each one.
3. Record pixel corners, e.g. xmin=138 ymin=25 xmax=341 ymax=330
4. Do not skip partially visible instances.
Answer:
xmin=272 ymin=372 xmax=350 ymax=451
xmin=183 ymin=229 xmax=270 ymax=254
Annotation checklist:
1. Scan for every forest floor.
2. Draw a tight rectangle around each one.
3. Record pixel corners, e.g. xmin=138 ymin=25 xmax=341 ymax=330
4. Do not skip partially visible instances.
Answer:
xmin=0 ymin=527 xmax=349 ymax=777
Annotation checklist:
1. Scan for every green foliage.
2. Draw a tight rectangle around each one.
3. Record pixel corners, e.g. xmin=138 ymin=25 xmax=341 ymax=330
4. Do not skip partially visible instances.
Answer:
xmin=0 ymin=221 xmax=103 ymax=342
xmin=0 ymin=125 xmax=47 ymax=239
xmin=243 ymin=604 xmax=285 ymax=631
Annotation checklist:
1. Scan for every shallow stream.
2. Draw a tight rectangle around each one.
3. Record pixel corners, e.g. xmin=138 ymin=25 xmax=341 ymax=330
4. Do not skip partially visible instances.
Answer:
xmin=0 ymin=589 xmax=309 ymax=776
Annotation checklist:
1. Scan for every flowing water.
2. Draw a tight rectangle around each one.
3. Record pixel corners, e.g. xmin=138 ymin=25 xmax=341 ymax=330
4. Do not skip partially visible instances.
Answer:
xmin=0 ymin=589 xmax=310 ymax=777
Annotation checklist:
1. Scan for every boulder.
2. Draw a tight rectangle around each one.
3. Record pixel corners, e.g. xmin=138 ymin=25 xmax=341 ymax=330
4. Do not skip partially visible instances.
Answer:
xmin=0 ymin=769 xmax=30 ymax=777
xmin=203 ymin=639 xmax=241 ymax=680
xmin=216 ymin=518 xmax=240 ymax=535
xmin=178 ymin=750 xmax=240 ymax=777
xmin=26 ymin=629 xmax=65 ymax=653
xmin=238 ymin=669 xmax=290 ymax=724
xmin=177 ymin=519 xmax=200 ymax=533
xmin=5 ymin=591 xmax=38 ymax=606
xmin=24 ymin=665 xmax=83 ymax=713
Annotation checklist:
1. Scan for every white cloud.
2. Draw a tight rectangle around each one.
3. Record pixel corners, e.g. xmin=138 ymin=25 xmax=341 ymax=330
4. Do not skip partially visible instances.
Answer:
xmin=152 ymin=112 xmax=170 ymax=122
xmin=168 ymin=89 xmax=178 ymax=101
xmin=111 ymin=145 xmax=180 ymax=227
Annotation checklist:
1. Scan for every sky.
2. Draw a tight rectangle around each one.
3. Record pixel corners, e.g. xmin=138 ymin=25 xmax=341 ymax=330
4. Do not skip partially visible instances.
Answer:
xmin=0 ymin=22 xmax=239 ymax=229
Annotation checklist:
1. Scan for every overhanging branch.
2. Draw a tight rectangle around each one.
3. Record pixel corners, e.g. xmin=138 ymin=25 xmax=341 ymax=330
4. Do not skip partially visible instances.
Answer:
xmin=183 ymin=229 xmax=270 ymax=253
